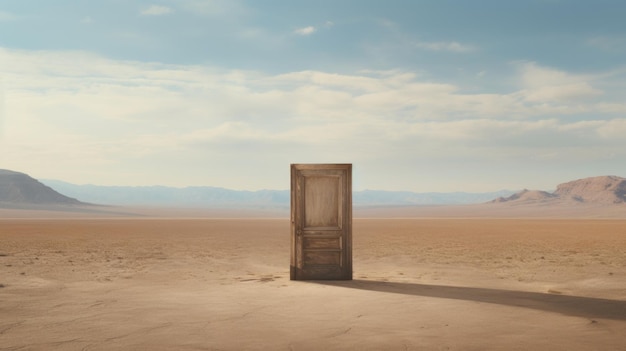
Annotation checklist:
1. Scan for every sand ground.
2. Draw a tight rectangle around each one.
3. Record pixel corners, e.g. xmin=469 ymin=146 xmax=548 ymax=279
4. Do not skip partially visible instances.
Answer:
xmin=1 ymin=216 xmax=626 ymax=350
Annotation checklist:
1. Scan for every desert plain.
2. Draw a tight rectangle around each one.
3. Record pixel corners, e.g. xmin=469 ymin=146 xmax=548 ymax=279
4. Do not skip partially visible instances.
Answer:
xmin=1 ymin=207 xmax=626 ymax=350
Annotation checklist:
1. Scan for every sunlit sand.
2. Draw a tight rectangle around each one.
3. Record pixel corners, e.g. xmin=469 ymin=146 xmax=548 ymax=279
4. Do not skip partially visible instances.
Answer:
xmin=1 ymin=213 xmax=625 ymax=350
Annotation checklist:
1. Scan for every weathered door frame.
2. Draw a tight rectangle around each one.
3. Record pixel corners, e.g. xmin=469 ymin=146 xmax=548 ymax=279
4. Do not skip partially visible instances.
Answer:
xmin=290 ymin=163 xmax=352 ymax=280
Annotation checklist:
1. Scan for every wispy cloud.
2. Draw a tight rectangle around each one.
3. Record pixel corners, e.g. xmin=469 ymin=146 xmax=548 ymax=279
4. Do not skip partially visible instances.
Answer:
xmin=294 ymin=26 xmax=316 ymax=36
xmin=177 ymin=0 xmax=248 ymax=17
xmin=2 ymin=48 xmax=625 ymax=189
xmin=586 ymin=36 xmax=626 ymax=52
xmin=374 ymin=18 xmax=474 ymax=54
xmin=0 ymin=10 xmax=18 ymax=21
xmin=80 ymin=16 xmax=94 ymax=24
xmin=415 ymin=40 xmax=474 ymax=52
xmin=140 ymin=5 xmax=173 ymax=16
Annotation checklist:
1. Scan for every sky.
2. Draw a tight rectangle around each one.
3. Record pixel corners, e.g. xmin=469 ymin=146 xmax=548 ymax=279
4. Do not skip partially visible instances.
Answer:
xmin=1 ymin=0 xmax=626 ymax=192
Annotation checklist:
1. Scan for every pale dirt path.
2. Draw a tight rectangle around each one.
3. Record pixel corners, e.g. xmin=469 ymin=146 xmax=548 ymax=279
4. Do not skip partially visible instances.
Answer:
xmin=1 ymin=218 xmax=625 ymax=350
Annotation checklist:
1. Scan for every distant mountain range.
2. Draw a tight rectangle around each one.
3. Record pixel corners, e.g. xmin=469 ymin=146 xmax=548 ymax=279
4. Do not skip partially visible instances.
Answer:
xmin=4 ymin=169 xmax=625 ymax=210
xmin=39 ymin=179 xmax=514 ymax=207
xmin=2 ymin=169 xmax=513 ymax=208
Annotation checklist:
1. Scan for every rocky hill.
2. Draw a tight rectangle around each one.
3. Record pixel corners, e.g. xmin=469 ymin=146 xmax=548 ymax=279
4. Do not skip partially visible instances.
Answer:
xmin=491 ymin=175 xmax=626 ymax=205
xmin=554 ymin=176 xmax=626 ymax=204
xmin=0 ymin=169 xmax=84 ymax=206
xmin=491 ymin=189 xmax=556 ymax=203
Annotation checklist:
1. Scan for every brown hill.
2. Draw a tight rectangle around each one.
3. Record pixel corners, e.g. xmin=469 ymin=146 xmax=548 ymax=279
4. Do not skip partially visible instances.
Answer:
xmin=491 ymin=189 xmax=556 ymax=203
xmin=490 ymin=175 xmax=626 ymax=205
xmin=554 ymin=175 xmax=626 ymax=204
xmin=0 ymin=169 xmax=84 ymax=206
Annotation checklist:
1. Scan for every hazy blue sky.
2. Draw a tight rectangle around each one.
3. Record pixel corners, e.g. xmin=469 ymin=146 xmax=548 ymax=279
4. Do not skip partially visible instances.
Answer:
xmin=1 ymin=0 xmax=626 ymax=191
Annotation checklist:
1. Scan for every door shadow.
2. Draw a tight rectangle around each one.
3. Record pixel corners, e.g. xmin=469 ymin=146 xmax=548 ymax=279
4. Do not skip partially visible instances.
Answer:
xmin=310 ymin=279 xmax=626 ymax=321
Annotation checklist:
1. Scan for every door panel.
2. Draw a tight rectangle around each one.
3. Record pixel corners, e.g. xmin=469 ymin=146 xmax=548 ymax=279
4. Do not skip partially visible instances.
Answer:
xmin=291 ymin=164 xmax=352 ymax=280
xmin=304 ymin=176 xmax=341 ymax=228
xmin=302 ymin=236 xmax=341 ymax=250
xmin=303 ymin=251 xmax=341 ymax=265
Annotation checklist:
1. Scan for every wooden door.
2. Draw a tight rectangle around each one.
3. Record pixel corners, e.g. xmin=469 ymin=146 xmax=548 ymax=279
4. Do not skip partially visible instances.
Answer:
xmin=291 ymin=164 xmax=352 ymax=280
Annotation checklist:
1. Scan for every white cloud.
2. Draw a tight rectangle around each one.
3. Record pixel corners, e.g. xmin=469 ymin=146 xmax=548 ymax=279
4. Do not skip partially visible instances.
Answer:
xmin=596 ymin=102 xmax=626 ymax=114
xmin=294 ymin=26 xmax=316 ymax=36
xmin=140 ymin=5 xmax=173 ymax=16
xmin=415 ymin=40 xmax=474 ymax=52
xmin=519 ymin=62 xmax=585 ymax=88
xmin=596 ymin=118 xmax=626 ymax=140
xmin=520 ymin=83 xmax=601 ymax=103
xmin=1 ymin=48 xmax=625 ymax=189
xmin=80 ymin=16 xmax=94 ymax=24
xmin=516 ymin=62 xmax=603 ymax=102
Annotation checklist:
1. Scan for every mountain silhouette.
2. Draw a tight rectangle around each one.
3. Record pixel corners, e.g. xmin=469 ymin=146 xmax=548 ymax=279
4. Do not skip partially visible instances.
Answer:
xmin=0 ymin=169 xmax=84 ymax=206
